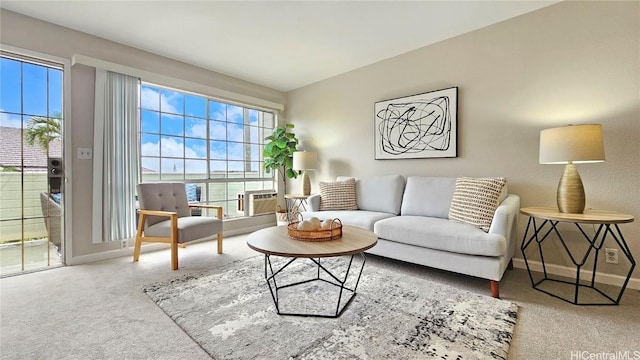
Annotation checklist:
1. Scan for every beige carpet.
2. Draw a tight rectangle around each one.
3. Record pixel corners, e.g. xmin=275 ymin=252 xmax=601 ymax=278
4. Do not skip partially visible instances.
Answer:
xmin=1 ymin=234 xmax=639 ymax=359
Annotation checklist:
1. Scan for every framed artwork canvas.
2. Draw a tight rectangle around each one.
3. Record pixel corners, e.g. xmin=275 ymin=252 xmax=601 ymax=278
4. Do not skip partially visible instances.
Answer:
xmin=374 ymin=87 xmax=457 ymax=160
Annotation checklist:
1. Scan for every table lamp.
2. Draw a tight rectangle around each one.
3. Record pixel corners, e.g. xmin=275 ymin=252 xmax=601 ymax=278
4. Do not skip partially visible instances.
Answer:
xmin=292 ymin=151 xmax=317 ymax=196
xmin=539 ymin=124 xmax=605 ymax=214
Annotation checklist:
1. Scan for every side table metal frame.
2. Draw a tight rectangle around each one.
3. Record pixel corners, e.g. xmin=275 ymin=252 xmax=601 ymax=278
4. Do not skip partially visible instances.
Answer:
xmin=521 ymin=216 xmax=635 ymax=305
xmin=263 ymin=253 xmax=366 ymax=318
xmin=285 ymin=194 xmax=309 ymax=223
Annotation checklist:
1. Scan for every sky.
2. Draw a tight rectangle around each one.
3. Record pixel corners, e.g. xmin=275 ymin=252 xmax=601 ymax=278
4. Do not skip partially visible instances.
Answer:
xmin=0 ymin=57 xmax=62 ymax=128
xmin=0 ymin=57 xmax=273 ymax=176
xmin=139 ymin=84 xmax=269 ymax=174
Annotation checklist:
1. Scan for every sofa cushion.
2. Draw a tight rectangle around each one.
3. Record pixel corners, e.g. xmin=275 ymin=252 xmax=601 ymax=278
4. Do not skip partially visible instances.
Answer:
xmin=448 ymin=177 xmax=507 ymax=232
xmin=338 ymin=175 xmax=405 ymax=215
xmin=374 ymin=216 xmax=506 ymax=257
xmin=303 ymin=210 xmax=395 ymax=232
xmin=319 ymin=178 xmax=358 ymax=211
xmin=400 ymin=177 xmax=456 ymax=218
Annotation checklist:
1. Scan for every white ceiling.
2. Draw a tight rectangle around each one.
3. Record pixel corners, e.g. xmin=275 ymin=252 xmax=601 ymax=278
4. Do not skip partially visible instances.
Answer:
xmin=1 ymin=1 xmax=557 ymax=92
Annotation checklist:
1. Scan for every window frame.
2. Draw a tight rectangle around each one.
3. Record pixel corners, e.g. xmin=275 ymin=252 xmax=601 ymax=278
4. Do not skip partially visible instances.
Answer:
xmin=138 ymin=82 xmax=276 ymax=219
xmin=0 ymin=44 xmax=72 ymax=264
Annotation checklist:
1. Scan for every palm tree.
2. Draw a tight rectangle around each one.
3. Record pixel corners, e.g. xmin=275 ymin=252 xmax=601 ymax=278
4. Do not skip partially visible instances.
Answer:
xmin=24 ymin=112 xmax=62 ymax=150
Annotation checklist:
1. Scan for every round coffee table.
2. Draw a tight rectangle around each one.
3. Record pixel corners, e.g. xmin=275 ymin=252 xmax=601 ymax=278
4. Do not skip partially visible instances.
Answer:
xmin=247 ymin=225 xmax=378 ymax=318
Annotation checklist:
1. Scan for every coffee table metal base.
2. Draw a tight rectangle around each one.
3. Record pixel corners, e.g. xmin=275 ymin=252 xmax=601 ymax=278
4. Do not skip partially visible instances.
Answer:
xmin=263 ymin=253 xmax=366 ymax=318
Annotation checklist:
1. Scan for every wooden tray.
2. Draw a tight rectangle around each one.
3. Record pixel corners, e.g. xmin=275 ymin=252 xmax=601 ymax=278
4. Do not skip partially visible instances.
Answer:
xmin=287 ymin=219 xmax=342 ymax=242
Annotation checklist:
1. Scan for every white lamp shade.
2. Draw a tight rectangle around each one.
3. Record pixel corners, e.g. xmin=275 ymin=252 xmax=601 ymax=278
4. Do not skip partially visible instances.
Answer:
xmin=292 ymin=151 xmax=317 ymax=170
xmin=539 ymin=124 xmax=605 ymax=164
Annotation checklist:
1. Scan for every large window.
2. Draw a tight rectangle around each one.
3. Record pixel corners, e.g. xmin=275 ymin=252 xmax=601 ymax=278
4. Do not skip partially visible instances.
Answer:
xmin=139 ymin=83 xmax=275 ymax=219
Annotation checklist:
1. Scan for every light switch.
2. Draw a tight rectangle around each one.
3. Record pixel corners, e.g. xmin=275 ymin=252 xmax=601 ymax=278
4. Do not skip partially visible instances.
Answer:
xmin=77 ymin=147 xmax=93 ymax=159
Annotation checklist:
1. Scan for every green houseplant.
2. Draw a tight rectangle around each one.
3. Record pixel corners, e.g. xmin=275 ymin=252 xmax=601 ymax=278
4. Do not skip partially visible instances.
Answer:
xmin=263 ymin=123 xmax=299 ymax=196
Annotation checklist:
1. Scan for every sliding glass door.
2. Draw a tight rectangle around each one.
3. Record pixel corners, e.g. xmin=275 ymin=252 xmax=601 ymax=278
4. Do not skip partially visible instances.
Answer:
xmin=0 ymin=51 xmax=65 ymax=276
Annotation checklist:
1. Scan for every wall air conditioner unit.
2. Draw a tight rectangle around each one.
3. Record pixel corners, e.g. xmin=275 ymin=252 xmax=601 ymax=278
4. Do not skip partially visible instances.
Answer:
xmin=248 ymin=192 xmax=278 ymax=216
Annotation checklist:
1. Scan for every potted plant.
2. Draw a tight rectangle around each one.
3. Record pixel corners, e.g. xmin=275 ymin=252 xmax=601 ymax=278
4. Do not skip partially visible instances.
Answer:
xmin=263 ymin=123 xmax=299 ymax=224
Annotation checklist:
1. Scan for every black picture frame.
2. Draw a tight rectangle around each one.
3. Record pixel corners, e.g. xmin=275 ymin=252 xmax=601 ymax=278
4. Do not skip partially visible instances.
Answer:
xmin=374 ymin=86 xmax=458 ymax=159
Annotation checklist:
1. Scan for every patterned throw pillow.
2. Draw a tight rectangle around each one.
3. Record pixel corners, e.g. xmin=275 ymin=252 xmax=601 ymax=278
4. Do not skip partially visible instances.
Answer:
xmin=319 ymin=178 xmax=358 ymax=211
xmin=448 ymin=177 xmax=507 ymax=232
xmin=185 ymin=183 xmax=198 ymax=202
xmin=50 ymin=193 xmax=62 ymax=204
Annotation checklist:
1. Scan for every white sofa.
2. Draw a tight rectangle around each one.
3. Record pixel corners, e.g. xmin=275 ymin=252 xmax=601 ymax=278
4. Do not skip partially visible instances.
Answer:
xmin=303 ymin=175 xmax=520 ymax=298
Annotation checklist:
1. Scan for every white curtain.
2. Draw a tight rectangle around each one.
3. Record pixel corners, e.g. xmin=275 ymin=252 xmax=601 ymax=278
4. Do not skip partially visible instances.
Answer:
xmin=92 ymin=69 xmax=139 ymax=243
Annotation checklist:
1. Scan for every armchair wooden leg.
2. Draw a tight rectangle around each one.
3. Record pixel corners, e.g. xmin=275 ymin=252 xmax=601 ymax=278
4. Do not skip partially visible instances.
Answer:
xmin=171 ymin=216 xmax=179 ymax=270
xmin=217 ymin=233 xmax=223 ymax=254
xmin=133 ymin=214 xmax=145 ymax=262
xmin=133 ymin=237 xmax=142 ymax=262
xmin=171 ymin=240 xmax=179 ymax=270
xmin=490 ymin=280 xmax=500 ymax=298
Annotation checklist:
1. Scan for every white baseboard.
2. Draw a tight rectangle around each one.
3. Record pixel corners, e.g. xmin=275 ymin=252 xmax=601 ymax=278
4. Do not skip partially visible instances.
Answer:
xmin=223 ymin=223 xmax=274 ymax=237
xmin=512 ymin=258 xmax=640 ymax=290
xmin=66 ymin=224 xmax=273 ymax=266
xmin=66 ymin=243 xmax=166 ymax=265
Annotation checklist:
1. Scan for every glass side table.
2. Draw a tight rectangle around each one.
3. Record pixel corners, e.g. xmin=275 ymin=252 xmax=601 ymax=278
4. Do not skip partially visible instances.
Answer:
xmin=520 ymin=207 xmax=635 ymax=305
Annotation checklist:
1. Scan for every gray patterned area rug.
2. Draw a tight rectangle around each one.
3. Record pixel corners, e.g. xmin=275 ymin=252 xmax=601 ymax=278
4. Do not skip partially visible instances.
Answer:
xmin=143 ymin=256 xmax=517 ymax=359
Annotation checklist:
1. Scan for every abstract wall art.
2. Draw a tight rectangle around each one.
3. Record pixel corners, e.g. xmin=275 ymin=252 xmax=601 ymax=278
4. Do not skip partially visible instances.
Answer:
xmin=374 ymin=87 xmax=457 ymax=159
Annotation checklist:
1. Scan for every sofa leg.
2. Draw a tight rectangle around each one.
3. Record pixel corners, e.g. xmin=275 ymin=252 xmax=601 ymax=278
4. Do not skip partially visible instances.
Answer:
xmin=508 ymin=259 xmax=514 ymax=270
xmin=490 ymin=280 xmax=500 ymax=298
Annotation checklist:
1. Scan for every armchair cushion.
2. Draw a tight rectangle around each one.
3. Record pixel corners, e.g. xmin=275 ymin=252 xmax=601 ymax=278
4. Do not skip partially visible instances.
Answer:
xmin=145 ymin=216 xmax=223 ymax=243
xmin=137 ymin=183 xmax=192 ymax=227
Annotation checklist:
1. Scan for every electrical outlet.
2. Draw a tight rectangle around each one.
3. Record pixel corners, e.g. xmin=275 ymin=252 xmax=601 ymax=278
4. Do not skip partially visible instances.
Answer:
xmin=121 ymin=240 xmax=128 ymax=249
xmin=77 ymin=147 xmax=93 ymax=160
xmin=605 ymin=248 xmax=618 ymax=264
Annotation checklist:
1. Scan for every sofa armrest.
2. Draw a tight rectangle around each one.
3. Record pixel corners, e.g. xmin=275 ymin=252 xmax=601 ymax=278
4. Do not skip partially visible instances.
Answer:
xmin=488 ymin=194 xmax=521 ymax=259
xmin=307 ymin=194 xmax=321 ymax=211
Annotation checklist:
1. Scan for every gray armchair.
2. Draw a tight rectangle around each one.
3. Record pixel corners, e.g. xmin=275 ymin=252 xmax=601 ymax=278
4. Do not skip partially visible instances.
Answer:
xmin=134 ymin=182 xmax=223 ymax=270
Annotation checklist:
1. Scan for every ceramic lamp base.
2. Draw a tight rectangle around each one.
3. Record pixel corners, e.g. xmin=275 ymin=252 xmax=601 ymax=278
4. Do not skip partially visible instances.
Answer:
xmin=301 ymin=170 xmax=311 ymax=196
xmin=557 ymin=163 xmax=585 ymax=214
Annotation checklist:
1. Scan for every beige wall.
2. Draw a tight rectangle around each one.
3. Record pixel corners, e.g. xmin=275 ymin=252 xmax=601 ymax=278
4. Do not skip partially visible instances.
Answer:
xmin=0 ymin=9 xmax=285 ymax=257
xmin=286 ymin=2 xmax=640 ymax=280
xmin=1 ymin=2 xmax=638 ymax=281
